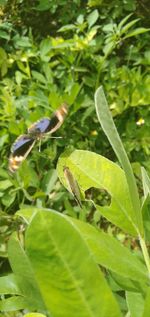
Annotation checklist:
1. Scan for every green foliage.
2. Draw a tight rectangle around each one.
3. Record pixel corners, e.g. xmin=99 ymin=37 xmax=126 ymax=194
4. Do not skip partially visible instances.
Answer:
xmin=0 ymin=2 xmax=149 ymax=216
xmin=1 ymin=1 xmax=150 ymax=316
xmin=24 ymin=313 xmax=45 ymax=317
xmin=95 ymin=86 xmax=143 ymax=233
xmin=58 ymin=149 xmax=138 ymax=236
xmin=1 ymin=87 xmax=150 ymax=316
xmin=0 ymin=210 xmax=121 ymax=316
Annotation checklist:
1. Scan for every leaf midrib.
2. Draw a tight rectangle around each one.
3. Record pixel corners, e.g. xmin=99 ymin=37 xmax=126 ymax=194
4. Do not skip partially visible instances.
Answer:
xmin=41 ymin=214 xmax=96 ymax=317
xmin=69 ymin=156 xmax=137 ymax=233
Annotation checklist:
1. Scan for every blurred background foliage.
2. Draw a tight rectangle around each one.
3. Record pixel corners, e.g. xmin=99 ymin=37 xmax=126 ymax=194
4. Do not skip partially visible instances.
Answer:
xmin=0 ymin=0 xmax=150 ymax=285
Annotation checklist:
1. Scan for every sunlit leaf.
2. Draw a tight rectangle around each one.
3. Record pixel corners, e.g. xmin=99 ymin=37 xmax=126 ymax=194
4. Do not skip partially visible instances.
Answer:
xmin=8 ymin=234 xmax=46 ymax=312
xmin=87 ymin=9 xmax=99 ymax=28
xmin=126 ymin=291 xmax=144 ymax=317
xmin=142 ymin=288 xmax=150 ymax=317
xmin=69 ymin=218 xmax=148 ymax=285
xmin=124 ymin=28 xmax=150 ymax=39
xmin=94 ymin=86 xmax=143 ymax=235
xmin=0 ymin=296 xmax=26 ymax=312
xmin=57 ymin=149 xmax=137 ymax=235
xmin=0 ymin=274 xmax=21 ymax=295
xmin=25 ymin=209 xmax=122 ymax=317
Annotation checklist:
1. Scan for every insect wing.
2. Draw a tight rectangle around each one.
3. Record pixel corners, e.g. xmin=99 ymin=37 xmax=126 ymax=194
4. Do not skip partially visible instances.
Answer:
xmin=63 ymin=166 xmax=82 ymax=208
xmin=9 ymin=103 xmax=68 ymax=172
xmin=28 ymin=118 xmax=51 ymax=135
xmin=48 ymin=103 xmax=68 ymax=134
xmin=28 ymin=104 xmax=68 ymax=136
xmin=9 ymin=135 xmax=35 ymax=173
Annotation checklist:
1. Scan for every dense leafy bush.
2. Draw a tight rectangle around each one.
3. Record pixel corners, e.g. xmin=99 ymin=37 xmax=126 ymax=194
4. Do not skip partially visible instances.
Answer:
xmin=0 ymin=1 xmax=150 ymax=316
xmin=1 ymin=87 xmax=150 ymax=316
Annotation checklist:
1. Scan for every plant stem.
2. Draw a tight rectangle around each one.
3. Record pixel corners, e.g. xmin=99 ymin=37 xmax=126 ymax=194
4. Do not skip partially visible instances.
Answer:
xmin=139 ymin=234 xmax=150 ymax=279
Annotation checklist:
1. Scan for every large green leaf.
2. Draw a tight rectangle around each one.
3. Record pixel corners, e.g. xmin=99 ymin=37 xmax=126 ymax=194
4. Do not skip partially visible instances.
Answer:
xmin=57 ymin=149 xmax=137 ymax=236
xmin=142 ymin=288 xmax=150 ymax=317
xmin=24 ymin=313 xmax=46 ymax=317
xmin=16 ymin=208 xmax=149 ymax=288
xmin=94 ymin=86 xmax=143 ymax=235
xmin=69 ymin=218 xmax=148 ymax=286
xmin=25 ymin=209 xmax=122 ymax=317
xmin=8 ymin=234 xmax=47 ymax=313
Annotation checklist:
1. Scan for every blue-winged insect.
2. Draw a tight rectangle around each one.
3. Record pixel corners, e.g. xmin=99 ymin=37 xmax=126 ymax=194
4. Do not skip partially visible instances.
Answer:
xmin=63 ymin=166 xmax=82 ymax=208
xmin=9 ymin=104 xmax=68 ymax=172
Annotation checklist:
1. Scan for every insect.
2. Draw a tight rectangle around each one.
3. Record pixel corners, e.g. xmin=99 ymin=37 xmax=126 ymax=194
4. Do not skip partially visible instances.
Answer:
xmin=9 ymin=104 xmax=68 ymax=173
xmin=63 ymin=166 xmax=82 ymax=208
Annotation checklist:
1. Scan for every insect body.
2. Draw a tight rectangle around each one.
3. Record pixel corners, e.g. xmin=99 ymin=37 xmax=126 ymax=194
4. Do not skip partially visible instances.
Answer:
xmin=63 ymin=166 xmax=82 ymax=208
xmin=9 ymin=104 xmax=68 ymax=172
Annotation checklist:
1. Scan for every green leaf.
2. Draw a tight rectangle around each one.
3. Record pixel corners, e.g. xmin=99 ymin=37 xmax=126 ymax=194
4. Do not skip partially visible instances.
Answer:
xmin=2 ymin=191 xmax=16 ymax=207
xmin=24 ymin=313 xmax=46 ymax=317
xmin=40 ymin=38 xmax=52 ymax=59
xmin=0 ymin=47 xmax=7 ymax=63
xmin=57 ymin=149 xmax=137 ymax=236
xmin=0 ymin=296 xmax=27 ymax=312
xmin=0 ymin=274 xmax=21 ymax=295
xmin=58 ymin=24 xmax=76 ymax=32
xmin=41 ymin=169 xmax=58 ymax=194
xmin=18 ymin=163 xmax=39 ymax=188
xmin=87 ymin=9 xmax=99 ymax=28
xmin=65 ymin=82 xmax=82 ymax=105
xmin=1 ymin=61 xmax=8 ymax=76
xmin=32 ymin=70 xmax=47 ymax=84
xmin=103 ymin=41 xmax=115 ymax=56
xmin=126 ymin=291 xmax=144 ymax=317
xmin=124 ymin=28 xmax=150 ymax=39
xmin=0 ymin=134 xmax=8 ymax=148
xmin=0 ymin=167 xmax=9 ymax=178
xmin=0 ymin=179 xmax=13 ymax=190
xmin=16 ymin=207 xmax=38 ymax=223
xmin=13 ymin=35 xmax=32 ymax=48
xmin=0 ymin=30 xmax=10 ymax=40
xmin=141 ymin=195 xmax=150 ymax=242
xmin=111 ymin=272 xmax=146 ymax=293
xmin=69 ymin=218 xmax=148 ymax=285
xmin=25 ymin=209 xmax=122 ymax=317
xmin=141 ymin=167 xmax=150 ymax=198
xmin=142 ymin=288 xmax=150 ymax=317
xmin=8 ymin=234 xmax=46 ymax=312
xmin=94 ymin=86 xmax=143 ymax=235
xmin=120 ymin=18 xmax=140 ymax=35
xmin=118 ymin=13 xmax=133 ymax=31
xmin=36 ymin=0 xmax=51 ymax=11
